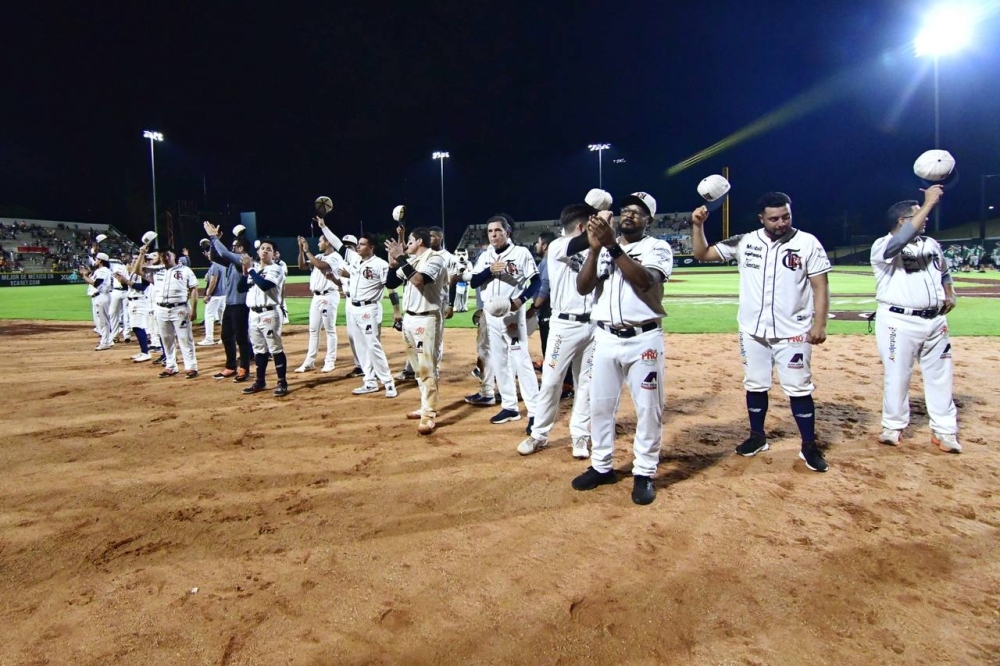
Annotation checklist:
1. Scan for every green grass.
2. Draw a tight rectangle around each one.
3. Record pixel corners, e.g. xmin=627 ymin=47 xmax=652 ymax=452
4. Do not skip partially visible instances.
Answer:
xmin=3 ymin=268 xmax=997 ymax=335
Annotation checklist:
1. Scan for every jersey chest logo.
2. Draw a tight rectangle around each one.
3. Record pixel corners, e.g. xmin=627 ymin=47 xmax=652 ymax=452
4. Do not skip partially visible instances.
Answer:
xmin=504 ymin=261 xmax=520 ymax=276
xmin=173 ymin=270 xmax=184 ymax=280
xmin=363 ymin=267 xmax=375 ymax=279
xmin=781 ymin=250 xmax=802 ymax=271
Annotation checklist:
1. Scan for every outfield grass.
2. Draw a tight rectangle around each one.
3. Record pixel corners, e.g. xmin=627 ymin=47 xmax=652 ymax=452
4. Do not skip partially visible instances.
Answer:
xmin=3 ymin=268 xmax=996 ymax=335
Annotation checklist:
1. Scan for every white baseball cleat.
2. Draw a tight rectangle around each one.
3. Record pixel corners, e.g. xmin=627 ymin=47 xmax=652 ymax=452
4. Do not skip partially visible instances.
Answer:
xmin=517 ymin=437 xmax=548 ymax=456
xmin=197 ymin=339 xmax=215 ymax=346
xmin=95 ymin=343 xmax=114 ymax=351
xmin=571 ymin=436 xmax=591 ymax=459
xmin=878 ymin=429 xmax=901 ymax=446
xmin=320 ymin=363 xmax=335 ymax=373
xmin=931 ymin=432 xmax=962 ymax=453
xmin=294 ymin=363 xmax=316 ymax=373
xmin=384 ymin=384 xmax=398 ymax=398
xmin=352 ymin=383 xmax=379 ymax=395
xmin=132 ymin=353 xmax=152 ymax=363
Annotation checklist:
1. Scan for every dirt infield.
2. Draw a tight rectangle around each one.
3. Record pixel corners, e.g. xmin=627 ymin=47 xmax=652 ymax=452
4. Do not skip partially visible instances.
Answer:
xmin=2 ymin=322 xmax=999 ymax=664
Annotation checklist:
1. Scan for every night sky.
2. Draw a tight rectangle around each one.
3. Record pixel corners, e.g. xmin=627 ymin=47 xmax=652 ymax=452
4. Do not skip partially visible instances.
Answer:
xmin=4 ymin=1 xmax=999 ymax=248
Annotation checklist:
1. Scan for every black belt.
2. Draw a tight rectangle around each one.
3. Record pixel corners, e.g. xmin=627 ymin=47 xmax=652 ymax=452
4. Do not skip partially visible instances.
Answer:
xmin=889 ymin=306 xmax=940 ymax=319
xmin=406 ymin=310 xmax=437 ymax=316
xmin=158 ymin=302 xmax=185 ymax=308
xmin=597 ymin=321 xmax=660 ymax=338
xmin=113 ymin=288 xmax=127 ymax=291
xmin=557 ymin=312 xmax=590 ymax=323
xmin=313 ymin=290 xmax=333 ymax=296
xmin=352 ymin=298 xmax=379 ymax=306
xmin=127 ymin=296 xmax=141 ymax=301
xmin=90 ymin=293 xmax=102 ymax=299
xmin=251 ymin=305 xmax=276 ymax=313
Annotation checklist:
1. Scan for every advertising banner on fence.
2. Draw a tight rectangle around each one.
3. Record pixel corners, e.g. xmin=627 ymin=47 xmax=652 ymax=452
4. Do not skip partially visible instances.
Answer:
xmin=0 ymin=271 xmax=86 ymax=287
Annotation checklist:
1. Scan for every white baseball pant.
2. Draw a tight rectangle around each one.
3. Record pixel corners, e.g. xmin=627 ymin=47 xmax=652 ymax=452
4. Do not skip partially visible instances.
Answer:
xmin=127 ymin=296 xmax=150 ymax=331
xmin=108 ymin=289 xmax=128 ymax=340
xmin=92 ymin=294 xmax=112 ymax=347
xmin=345 ymin=300 xmax=361 ymax=368
xmin=250 ymin=308 xmax=284 ymax=355
xmin=203 ymin=296 xmax=226 ymax=343
xmin=350 ymin=303 xmax=392 ymax=386
xmin=403 ymin=312 xmax=441 ymax=417
xmin=475 ymin=311 xmax=494 ymax=398
xmin=589 ymin=326 xmax=664 ymax=478
xmin=530 ymin=317 xmax=595 ymax=443
xmin=302 ymin=292 xmax=339 ymax=367
xmin=876 ymin=305 xmax=957 ymax=434
xmin=159 ymin=303 xmax=198 ymax=372
xmin=486 ymin=308 xmax=538 ymax=416
xmin=739 ymin=331 xmax=814 ymax=397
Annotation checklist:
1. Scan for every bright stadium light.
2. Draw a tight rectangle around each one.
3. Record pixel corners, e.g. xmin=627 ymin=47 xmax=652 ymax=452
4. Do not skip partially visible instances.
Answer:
xmin=588 ymin=143 xmax=611 ymax=188
xmin=914 ymin=5 xmax=976 ymax=57
xmin=432 ymin=151 xmax=449 ymax=226
xmin=143 ymin=130 xmax=165 ymax=247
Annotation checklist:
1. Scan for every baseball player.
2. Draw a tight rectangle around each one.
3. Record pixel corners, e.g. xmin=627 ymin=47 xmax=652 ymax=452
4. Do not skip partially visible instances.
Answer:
xmin=468 ymin=214 xmax=541 ymax=427
xmin=122 ymin=252 xmax=153 ymax=362
xmin=691 ymin=191 xmax=831 ymax=473
xmin=295 ymin=233 xmax=344 ymax=373
xmin=337 ymin=234 xmax=366 ymax=378
xmin=871 ymin=185 xmax=960 ymax=452
xmin=237 ymin=240 xmax=289 ymax=396
xmin=315 ymin=223 xmax=397 ymax=396
xmin=107 ymin=254 xmax=130 ymax=343
xmin=198 ymin=240 xmax=227 ymax=346
xmin=204 ymin=224 xmax=254 ymax=383
xmin=385 ymin=227 xmax=447 ymax=434
xmin=274 ymin=249 xmax=290 ymax=326
xmin=80 ymin=252 xmax=114 ymax=350
xmin=570 ymin=192 xmax=672 ymax=505
xmin=992 ymin=245 xmax=1000 ymax=271
xmin=517 ymin=204 xmax=597 ymax=459
xmin=150 ymin=247 xmax=200 ymax=379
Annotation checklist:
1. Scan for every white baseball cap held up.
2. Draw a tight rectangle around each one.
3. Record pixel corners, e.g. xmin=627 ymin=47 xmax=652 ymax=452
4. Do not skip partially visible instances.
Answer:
xmin=698 ymin=175 xmax=731 ymax=212
xmin=585 ymin=188 xmax=613 ymax=212
xmin=342 ymin=234 xmax=358 ymax=246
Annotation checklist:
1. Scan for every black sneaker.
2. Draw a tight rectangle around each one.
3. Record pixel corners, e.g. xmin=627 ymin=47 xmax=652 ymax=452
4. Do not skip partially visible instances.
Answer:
xmin=490 ymin=408 xmax=521 ymax=424
xmin=572 ymin=467 xmax=618 ymax=491
xmin=799 ymin=442 xmax=828 ymax=473
xmin=464 ymin=393 xmax=495 ymax=406
xmin=735 ymin=432 xmax=769 ymax=457
xmin=273 ymin=382 xmax=289 ymax=397
xmin=525 ymin=417 xmax=534 ymax=436
xmin=153 ymin=354 xmax=166 ymax=364
xmin=346 ymin=366 xmax=364 ymax=378
xmin=242 ymin=382 xmax=266 ymax=395
xmin=632 ymin=476 xmax=656 ymax=505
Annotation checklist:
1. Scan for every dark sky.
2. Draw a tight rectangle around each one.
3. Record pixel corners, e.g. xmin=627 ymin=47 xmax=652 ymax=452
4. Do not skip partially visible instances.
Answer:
xmin=4 ymin=1 xmax=999 ymax=248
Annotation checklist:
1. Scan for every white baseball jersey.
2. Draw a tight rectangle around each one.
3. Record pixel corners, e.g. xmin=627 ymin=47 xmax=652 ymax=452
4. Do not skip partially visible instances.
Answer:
xmin=92 ymin=266 xmax=113 ymax=295
xmin=398 ymin=251 xmax=447 ymax=313
xmin=308 ymin=252 xmax=342 ymax=293
xmin=592 ymin=235 xmax=673 ymax=326
xmin=349 ymin=254 xmax=390 ymax=303
xmin=715 ymin=229 xmax=831 ymax=338
xmin=472 ymin=243 xmax=538 ymax=301
xmin=871 ymin=234 xmax=948 ymax=311
xmin=436 ymin=248 xmax=461 ymax=312
xmin=159 ymin=264 xmax=198 ymax=303
xmin=548 ymin=235 xmax=594 ymax=315
xmin=246 ymin=263 xmax=285 ymax=308
xmin=108 ymin=260 xmax=128 ymax=289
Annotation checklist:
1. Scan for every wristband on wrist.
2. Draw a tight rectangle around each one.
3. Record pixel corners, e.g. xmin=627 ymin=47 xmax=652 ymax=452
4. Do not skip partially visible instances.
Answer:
xmin=608 ymin=244 xmax=625 ymax=259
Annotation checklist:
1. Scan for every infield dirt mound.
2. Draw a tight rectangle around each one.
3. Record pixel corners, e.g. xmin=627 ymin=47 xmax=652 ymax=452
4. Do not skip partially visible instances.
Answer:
xmin=1 ymin=322 xmax=998 ymax=664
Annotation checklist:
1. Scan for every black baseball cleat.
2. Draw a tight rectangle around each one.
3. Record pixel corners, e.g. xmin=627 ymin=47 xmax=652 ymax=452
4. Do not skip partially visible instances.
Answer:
xmin=735 ymin=432 xmax=769 ymax=457
xmin=273 ymin=382 xmax=289 ymax=397
xmin=346 ymin=366 xmax=364 ymax=378
xmin=464 ymin=393 xmax=495 ymax=406
xmin=525 ymin=417 xmax=534 ymax=436
xmin=799 ymin=442 xmax=829 ymax=473
xmin=572 ymin=466 xmax=618 ymax=491
xmin=631 ymin=476 xmax=656 ymax=505
xmin=242 ymin=382 xmax=266 ymax=395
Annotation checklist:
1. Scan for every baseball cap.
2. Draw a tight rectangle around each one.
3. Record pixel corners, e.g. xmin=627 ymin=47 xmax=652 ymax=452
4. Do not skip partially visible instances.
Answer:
xmin=141 ymin=231 xmax=157 ymax=244
xmin=585 ymin=188 xmax=613 ymax=212
xmin=342 ymin=234 xmax=358 ymax=246
xmin=697 ymin=175 xmax=731 ymax=212
xmin=95 ymin=252 xmax=110 ymax=262
xmin=95 ymin=234 xmax=108 ymax=243
xmin=620 ymin=191 xmax=657 ymax=217
xmin=233 ymin=224 xmax=247 ymax=237
xmin=914 ymin=149 xmax=959 ymax=189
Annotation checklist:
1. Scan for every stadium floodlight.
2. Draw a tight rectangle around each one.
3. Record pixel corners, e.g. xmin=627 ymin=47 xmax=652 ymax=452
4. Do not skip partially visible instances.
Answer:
xmin=143 ymin=130 xmax=165 ymax=247
xmin=587 ymin=143 xmax=611 ymax=188
xmin=914 ymin=5 xmax=975 ymax=57
xmin=613 ymin=158 xmax=626 ymax=164
xmin=432 ymin=152 xmax=450 ymax=226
